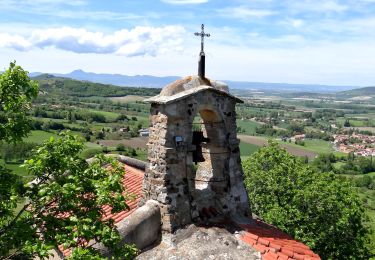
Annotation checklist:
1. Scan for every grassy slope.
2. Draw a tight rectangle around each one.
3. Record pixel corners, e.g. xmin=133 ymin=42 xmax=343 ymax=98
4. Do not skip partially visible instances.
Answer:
xmin=240 ymin=141 xmax=259 ymax=160
xmin=0 ymin=159 xmax=29 ymax=179
xmin=277 ymin=139 xmax=334 ymax=154
xmin=237 ymin=120 xmax=261 ymax=135
xmin=25 ymin=130 xmax=60 ymax=144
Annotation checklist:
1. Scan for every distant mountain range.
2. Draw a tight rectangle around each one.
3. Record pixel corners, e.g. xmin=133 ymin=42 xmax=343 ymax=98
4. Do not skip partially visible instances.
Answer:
xmin=29 ymin=69 xmax=365 ymax=93
xmin=29 ymin=70 xmax=179 ymax=89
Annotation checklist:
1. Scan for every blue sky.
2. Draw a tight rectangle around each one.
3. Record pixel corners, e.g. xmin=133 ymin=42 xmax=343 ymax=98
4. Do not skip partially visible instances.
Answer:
xmin=1 ymin=0 xmax=375 ymax=86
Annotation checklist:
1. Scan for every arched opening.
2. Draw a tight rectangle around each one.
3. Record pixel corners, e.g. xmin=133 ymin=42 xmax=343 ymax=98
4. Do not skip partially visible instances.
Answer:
xmin=189 ymin=109 xmax=229 ymax=221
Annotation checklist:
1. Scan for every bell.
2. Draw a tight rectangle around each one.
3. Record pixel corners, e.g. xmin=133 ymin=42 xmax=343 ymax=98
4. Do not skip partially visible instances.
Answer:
xmin=192 ymin=131 xmax=208 ymax=164
xmin=192 ymin=131 xmax=210 ymax=145
xmin=193 ymin=145 xmax=205 ymax=164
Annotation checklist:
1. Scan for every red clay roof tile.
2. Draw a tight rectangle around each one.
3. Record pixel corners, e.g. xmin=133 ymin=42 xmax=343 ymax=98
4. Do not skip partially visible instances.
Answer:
xmin=252 ymin=243 xmax=268 ymax=254
xmin=258 ymin=237 xmax=271 ymax=247
xmin=263 ymin=252 xmax=279 ymax=260
xmin=239 ymin=221 xmax=320 ymax=260
xmin=269 ymin=242 xmax=281 ymax=252
xmin=60 ymin=165 xmax=144 ymax=256
xmin=280 ymin=248 xmax=294 ymax=258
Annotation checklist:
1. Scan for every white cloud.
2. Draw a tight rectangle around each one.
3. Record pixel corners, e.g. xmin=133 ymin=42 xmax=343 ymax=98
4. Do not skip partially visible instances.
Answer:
xmin=0 ymin=26 xmax=185 ymax=57
xmin=53 ymin=10 xmax=143 ymax=21
xmin=288 ymin=0 xmax=348 ymax=14
xmin=161 ymin=0 xmax=208 ymax=4
xmin=217 ymin=6 xmax=276 ymax=20
xmin=0 ymin=33 xmax=31 ymax=50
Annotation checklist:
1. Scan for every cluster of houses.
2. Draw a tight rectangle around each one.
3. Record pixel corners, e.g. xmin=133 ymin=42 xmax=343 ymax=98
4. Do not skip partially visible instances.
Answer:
xmin=117 ymin=127 xmax=149 ymax=137
xmin=333 ymin=133 xmax=375 ymax=156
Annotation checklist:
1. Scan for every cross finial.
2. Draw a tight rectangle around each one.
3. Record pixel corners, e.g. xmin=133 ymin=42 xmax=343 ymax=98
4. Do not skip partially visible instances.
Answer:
xmin=194 ymin=24 xmax=210 ymax=55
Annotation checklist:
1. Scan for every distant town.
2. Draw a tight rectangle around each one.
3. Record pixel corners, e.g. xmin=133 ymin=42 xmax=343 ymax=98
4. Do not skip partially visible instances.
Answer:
xmin=334 ymin=133 xmax=375 ymax=156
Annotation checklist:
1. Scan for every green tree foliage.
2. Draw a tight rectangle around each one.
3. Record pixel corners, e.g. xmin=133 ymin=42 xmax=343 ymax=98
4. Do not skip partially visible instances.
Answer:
xmin=0 ymin=62 xmax=38 ymax=250
xmin=0 ymin=61 xmax=39 ymax=143
xmin=0 ymin=133 xmax=137 ymax=259
xmin=311 ymin=153 xmax=336 ymax=173
xmin=0 ymin=142 xmax=38 ymax=162
xmin=0 ymin=63 xmax=137 ymax=259
xmin=287 ymin=122 xmax=305 ymax=134
xmin=243 ymin=141 xmax=371 ymax=259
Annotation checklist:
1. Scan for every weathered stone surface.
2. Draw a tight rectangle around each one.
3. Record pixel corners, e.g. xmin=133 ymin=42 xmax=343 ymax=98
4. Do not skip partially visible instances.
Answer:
xmin=94 ymin=200 xmax=161 ymax=256
xmin=142 ymin=76 xmax=251 ymax=232
xmin=136 ymin=225 xmax=260 ymax=260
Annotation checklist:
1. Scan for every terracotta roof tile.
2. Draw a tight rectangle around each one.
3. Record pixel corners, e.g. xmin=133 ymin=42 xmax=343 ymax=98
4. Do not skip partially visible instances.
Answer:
xmin=60 ymin=165 xmax=144 ymax=256
xmin=100 ymin=165 xmax=143 ymax=224
xmin=262 ymin=252 xmax=279 ymax=260
xmin=258 ymin=237 xmax=270 ymax=247
xmin=252 ymin=243 xmax=268 ymax=254
xmin=239 ymin=220 xmax=321 ymax=260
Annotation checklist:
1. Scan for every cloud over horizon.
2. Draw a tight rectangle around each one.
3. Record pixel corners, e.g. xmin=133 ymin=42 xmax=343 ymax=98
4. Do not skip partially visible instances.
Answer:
xmin=0 ymin=26 xmax=185 ymax=56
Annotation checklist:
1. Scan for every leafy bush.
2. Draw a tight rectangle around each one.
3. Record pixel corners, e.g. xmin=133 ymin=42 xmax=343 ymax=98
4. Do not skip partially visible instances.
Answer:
xmin=294 ymin=139 xmax=305 ymax=146
xmin=243 ymin=141 xmax=371 ymax=259
xmin=116 ymin=144 xmax=126 ymax=151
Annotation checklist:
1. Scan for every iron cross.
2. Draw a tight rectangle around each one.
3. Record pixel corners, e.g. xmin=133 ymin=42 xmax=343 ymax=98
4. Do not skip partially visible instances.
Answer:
xmin=194 ymin=24 xmax=210 ymax=55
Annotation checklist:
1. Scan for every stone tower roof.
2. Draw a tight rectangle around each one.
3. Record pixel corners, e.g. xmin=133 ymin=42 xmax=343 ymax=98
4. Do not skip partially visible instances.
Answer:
xmin=159 ymin=75 xmax=229 ymax=96
xmin=145 ymin=75 xmax=242 ymax=104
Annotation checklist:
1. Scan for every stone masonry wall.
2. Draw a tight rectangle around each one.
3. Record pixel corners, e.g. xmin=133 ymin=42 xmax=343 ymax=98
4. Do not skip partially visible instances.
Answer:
xmin=140 ymin=90 xmax=250 ymax=232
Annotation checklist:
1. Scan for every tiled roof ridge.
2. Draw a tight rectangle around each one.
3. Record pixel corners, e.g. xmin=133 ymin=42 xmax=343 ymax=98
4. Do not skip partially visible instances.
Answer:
xmin=106 ymin=154 xmax=146 ymax=171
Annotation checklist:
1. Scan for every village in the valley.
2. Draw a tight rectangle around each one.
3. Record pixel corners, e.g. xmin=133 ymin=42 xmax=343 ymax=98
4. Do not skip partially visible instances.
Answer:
xmin=333 ymin=133 xmax=375 ymax=156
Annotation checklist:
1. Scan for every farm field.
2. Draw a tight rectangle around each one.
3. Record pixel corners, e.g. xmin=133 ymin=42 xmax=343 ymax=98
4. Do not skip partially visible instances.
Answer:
xmin=239 ymin=141 xmax=259 ymax=159
xmin=278 ymin=139 xmax=335 ymax=154
xmin=0 ymin=159 xmax=29 ymax=179
xmin=237 ymin=119 xmax=262 ymax=135
xmin=88 ymin=109 xmax=120 ymax=121
xmin=98 ymin=137 xmax=148 ymax=149
xmin=24 ymin=130 xmax=59 ymax=144
xmin=110 ymin=95 xmax=146 ymax=103
xmin=343 ymin=126 xmax=375 ymax=133
xmin=238 ymin=135 xmax=320 ymax=160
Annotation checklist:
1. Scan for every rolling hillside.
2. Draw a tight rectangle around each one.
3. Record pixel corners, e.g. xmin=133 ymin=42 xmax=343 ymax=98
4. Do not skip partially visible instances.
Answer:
xmin=29 ymin=70 xmax=361 ymax=92
xmin=32 ymin=74 xmax=161 ymax=98
xmin=340 ymin=86 xmax=375 ymax=96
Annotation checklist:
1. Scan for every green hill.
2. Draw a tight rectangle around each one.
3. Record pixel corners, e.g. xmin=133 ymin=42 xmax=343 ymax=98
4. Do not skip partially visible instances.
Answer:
xmin=339 ymin=86 xmax=375 ymax=97
xmin=32 ymin=74 xmax=161 ymax=98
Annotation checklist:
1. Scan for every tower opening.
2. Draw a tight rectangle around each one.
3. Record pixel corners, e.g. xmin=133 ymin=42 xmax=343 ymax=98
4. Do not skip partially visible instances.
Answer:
xmin=188 ymin=109 xmax=229 ymax=221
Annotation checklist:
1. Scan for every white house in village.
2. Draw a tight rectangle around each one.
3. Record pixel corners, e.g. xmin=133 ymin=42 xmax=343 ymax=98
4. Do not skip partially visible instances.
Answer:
xmin=138 ymin=128 xmax=149 ymax=137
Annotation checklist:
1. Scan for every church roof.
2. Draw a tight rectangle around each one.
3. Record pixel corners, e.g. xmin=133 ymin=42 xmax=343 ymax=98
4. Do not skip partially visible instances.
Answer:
xmin=145 ymin=75 xmax=243 ymax=104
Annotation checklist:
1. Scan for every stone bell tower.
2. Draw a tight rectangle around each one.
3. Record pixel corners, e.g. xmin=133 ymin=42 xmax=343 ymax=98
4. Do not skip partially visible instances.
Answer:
xmin=140 ymin=25 xmax=250 ymax=232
